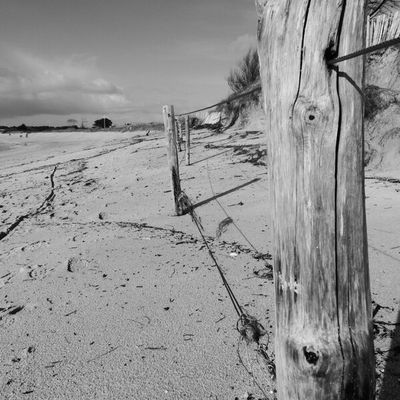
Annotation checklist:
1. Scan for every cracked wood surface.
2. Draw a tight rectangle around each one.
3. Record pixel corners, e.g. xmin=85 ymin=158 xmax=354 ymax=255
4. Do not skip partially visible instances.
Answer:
xmin=163 ymin=105 xmax=183 ymax=216
xmin=257 ymin=0 xmax=375 ymax=398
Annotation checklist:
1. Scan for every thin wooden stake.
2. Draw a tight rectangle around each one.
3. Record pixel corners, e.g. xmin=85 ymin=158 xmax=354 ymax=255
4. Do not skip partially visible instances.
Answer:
xmin=185 ymin=115 xmax=191 ymax=166
xmin=175 ymin=118 xmax=182 ymax=152
xmin=163 ymin=105 xmax=182 ymax=216
xmin=256 ymin=1 xmax=375 ymax=398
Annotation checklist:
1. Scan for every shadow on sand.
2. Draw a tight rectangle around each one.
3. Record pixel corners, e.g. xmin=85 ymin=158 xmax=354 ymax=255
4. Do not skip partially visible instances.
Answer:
xmin=379 ymin=309 xmax=400 ymax=399
xmin=187 ymin=177 xmax=261 ymax=212
xmin=189 ymin=150 xmax=230 ymax=166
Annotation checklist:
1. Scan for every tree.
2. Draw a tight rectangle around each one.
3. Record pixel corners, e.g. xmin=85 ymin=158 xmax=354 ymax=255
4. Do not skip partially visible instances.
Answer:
xmin=93 ymin=118 xmax=112 ymax=129
xmin=18 ymin=124 xmax=28 ymax=132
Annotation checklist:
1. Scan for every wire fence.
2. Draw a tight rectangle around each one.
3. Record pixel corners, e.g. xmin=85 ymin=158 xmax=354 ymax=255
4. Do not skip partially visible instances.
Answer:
xmin=166 ymin=27 xmax=400 ymax=336
xmin=175 ymin=82 xmax=262 ymax=117
xmin=174 ymin=135 xmax=275 ymax=397
xmin=163 ymin=24 xmax=400 ymax=397
xmin=175 ymin=37 xmax=399 ymax=118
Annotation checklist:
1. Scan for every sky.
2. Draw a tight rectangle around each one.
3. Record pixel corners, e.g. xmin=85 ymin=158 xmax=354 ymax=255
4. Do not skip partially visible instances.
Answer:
xmin=0 ymin=0 xmax=258 ymax=126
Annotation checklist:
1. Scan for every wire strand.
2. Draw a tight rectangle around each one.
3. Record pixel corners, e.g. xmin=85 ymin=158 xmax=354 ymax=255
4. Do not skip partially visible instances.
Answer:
xmin=181 ymin=191 xmax=245 ymax=318
xmin=369 ymin=0 xmax=389 ymax=18
xmin=328 ymin=36 xmax=400 ymax=65
xmin=176 ymin=84 xmax=262 ymax=117
xmin=206 ymin=161 xmax=260 ymax=253
xmin=176 ymin=37 xmax=399 ymax=117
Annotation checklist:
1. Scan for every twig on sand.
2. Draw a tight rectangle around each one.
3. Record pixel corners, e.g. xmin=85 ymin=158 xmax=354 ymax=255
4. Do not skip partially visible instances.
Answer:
xmin=183 ymin=333 xmax=194 ymax=341
xmin=128 ymin=318 xmax=145 ymax=328
xmin=44 ymin=360 xmax=63 ymax=368
xmin=144 ymin=346 xmax=167 ymax=351
xmin=87 ymin=346 xmax=120 ymax=363
xmin=0 ymin=165 xmax=58 ymax=241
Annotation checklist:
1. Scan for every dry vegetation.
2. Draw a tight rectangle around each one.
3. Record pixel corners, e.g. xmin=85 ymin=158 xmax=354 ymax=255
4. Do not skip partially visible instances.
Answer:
xmin=216 ymin=48 xmax=261 ymax=128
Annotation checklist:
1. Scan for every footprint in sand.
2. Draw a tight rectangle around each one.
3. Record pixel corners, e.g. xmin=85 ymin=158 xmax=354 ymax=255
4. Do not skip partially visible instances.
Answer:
xmin=67 ymin=257 xmax=90 ymax=273
xmin=0 ymin=305 xmax=24 ymax=329
xmin=28 ymin=265 xmax=49 ymax=280
xmin=11 ymin=346 xmax=36 ymax=364
xmin=0 ymin=315 xmax=16 ymax=329
xmin=0 ymin=272 xmax=13 ymax=288
xmin=21 ymin=241 xmax=48 ymax=252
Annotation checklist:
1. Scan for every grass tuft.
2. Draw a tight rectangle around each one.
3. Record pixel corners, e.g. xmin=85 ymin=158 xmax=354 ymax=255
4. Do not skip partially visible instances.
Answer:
xmin=217 ymin=48 xmax=261 ymax=128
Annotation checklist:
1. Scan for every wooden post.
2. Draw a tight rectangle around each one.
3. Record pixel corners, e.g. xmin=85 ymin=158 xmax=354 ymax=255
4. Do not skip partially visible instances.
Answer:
xmin=185 ymin=115 xmax=191 ymax=166
xmin=163 ymin=105 xmax=183 ymax=216
xmin=179 ymin=119 xmax=183 ymax=152
xmin=256 ymin=1 xmax=374 ymax=399
xmin=175 ymin=118 xmax=182 ymax=152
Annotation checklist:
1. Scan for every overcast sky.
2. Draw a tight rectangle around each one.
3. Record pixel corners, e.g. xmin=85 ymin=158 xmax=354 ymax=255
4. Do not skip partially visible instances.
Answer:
xmin=0 ymin=0 xmax=257 ymax=126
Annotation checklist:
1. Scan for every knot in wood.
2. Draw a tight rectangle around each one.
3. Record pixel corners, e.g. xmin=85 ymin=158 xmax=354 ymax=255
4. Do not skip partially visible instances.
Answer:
xmin=324 ymin=39 xmax=338 ymax=65
xmin=293 ymin=98 xmax=326 ymax=127
xmin=303 ymin=346 xmax=319 ymax=365
xmin=304 ymin=105 xmax=321 ymax=125
xmin=286 ymin=337 xmax=332 ymax=377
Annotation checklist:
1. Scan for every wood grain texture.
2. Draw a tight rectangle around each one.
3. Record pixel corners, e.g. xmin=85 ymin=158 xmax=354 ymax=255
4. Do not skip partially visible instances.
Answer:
xmin=185 ymin=115 xmax=191 ymax=166
xmin=176 ymin=118 xmax=183 ymax=152
xmin=163 ymin=105 xmax=182 ymax=216
xmin=256 ymin=0 xmax=375 ymax=398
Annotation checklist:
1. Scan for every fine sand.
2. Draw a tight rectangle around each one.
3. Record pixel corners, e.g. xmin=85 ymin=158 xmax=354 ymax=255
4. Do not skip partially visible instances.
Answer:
xmin=1 ymin=129 xmax=399 ymax=399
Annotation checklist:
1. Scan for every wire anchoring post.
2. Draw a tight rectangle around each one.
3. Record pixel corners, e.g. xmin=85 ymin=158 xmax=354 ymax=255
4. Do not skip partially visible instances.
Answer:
xmin=163 ymin=105 xmax=183 ymax=216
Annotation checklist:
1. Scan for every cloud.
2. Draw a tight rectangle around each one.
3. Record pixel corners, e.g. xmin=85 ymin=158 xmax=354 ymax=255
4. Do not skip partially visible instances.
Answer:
xmin=0 ymin=48 xmax=131 ymax=119
xmin=229 ymin=33 xmax=257 ymax=56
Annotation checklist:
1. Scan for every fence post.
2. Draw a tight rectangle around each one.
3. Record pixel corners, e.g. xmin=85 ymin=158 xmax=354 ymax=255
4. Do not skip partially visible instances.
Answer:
xmin=163 ymin=105 xmax=183 ymax=216
xmin=185 ymin=115 xmax=191 ymax=166
xmin=256 ymin=1 xmax=374 ymax=399
xmin=175 ymin=118 xmax=182 ymax=152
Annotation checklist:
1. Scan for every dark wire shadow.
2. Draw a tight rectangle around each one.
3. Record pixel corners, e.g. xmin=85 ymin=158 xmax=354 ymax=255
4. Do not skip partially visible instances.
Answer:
xmin=331 ymin=65 xmax=364 ymax=99
xmin=186 ymin=177 xmax=261 ymax=213
xmin=190 ymin=149 xmax=230 ymax=166
xmin=337 ymin=71 xmax=365 ymax=98
xmin=379 ymin=309 xmax=400 ymax=400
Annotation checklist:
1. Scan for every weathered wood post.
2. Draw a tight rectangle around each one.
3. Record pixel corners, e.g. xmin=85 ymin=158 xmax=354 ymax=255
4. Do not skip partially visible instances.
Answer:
xmin=185 ymin=115 xmax=191 ymax=166
xmin=163 ymin=105 xmax=183 ymax=216
xmin=175 ymin=118 xmax=182 ymax=152
xmin=256 ymin=1 xmax=375 ymax=398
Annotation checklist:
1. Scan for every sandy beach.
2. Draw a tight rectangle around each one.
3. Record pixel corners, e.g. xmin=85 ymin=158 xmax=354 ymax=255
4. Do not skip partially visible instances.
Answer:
xmin=1 ymin=129 xmax=399 ymax=399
